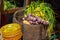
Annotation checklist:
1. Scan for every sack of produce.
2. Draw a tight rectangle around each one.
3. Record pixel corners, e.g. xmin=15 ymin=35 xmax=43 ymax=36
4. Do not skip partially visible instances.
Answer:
xmin=23 ymin=24 xmax=43 ymax=40
xmin=22 ymin=14 xmax=49 ymax=40
xmin=24 ymin=1 xmax=55 ymax=40
xmin=1 ymin=23 xmax=22 ymax=40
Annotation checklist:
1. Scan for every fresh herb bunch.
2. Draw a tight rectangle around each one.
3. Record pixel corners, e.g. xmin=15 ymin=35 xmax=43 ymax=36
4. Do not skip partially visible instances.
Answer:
xmin=25 ymin=1 xmax=55 ymax=40
xmin=4 ymin=0 xmax=16 ymax=10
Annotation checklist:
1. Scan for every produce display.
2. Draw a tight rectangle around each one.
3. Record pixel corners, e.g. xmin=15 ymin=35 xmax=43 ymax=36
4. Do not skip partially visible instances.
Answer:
xmin=23 ymin=1 xmax=55 ymax=40
xmin=4 ymin=0 xmax=16 ymax=10
xmin=3 ymin=0 xmax=55 ymax=40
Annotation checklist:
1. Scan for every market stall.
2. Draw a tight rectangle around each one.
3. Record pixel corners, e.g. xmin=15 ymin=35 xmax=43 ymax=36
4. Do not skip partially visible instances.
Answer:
xmin=1 ymin=0 xmax=60 ymax=40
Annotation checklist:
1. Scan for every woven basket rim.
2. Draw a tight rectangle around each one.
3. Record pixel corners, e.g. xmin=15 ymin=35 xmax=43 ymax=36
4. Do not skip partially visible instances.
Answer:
xmin=13 ymin=7 xmax=25 ymax=24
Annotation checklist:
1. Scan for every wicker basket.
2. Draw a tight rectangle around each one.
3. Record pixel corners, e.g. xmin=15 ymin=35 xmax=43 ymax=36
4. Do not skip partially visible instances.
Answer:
xmin=1 ymin=23 xmax=22 ymax=40
xmin=3 ymin=7 xmax=23 ymax=14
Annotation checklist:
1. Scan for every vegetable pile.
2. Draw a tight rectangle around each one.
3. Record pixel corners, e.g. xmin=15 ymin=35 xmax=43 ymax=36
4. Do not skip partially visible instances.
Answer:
xmin=4 ymin=0 xmax=16 ymax=10
xmin=24 ymin=1 xmax=55 ymax=40
xmin=23 ymin=14 xmax=49 ymax=25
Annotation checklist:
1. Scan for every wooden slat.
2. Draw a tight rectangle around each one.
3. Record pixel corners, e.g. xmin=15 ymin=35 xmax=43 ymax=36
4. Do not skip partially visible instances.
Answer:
xmin=0 ymin=0 xmax=1 ymax=20
xmin=1 ymin=0 xmax=6 ymax=27
xmin=0 ymin=0 xmax=3 ymax=27
xmin=26 ymin=0 xmax=29 ymax=6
